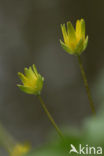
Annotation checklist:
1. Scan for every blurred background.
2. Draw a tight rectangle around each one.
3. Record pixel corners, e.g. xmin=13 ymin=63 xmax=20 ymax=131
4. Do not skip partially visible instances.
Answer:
xmin=0 ymin=0 xmax=104 ymax=155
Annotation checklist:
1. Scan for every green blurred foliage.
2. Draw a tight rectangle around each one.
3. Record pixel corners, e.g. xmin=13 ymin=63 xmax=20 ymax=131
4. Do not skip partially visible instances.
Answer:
xmin=25 ymin=113 xmax=104 ymax=156
xmin=25 ymin=97 xmax=104 ymax=156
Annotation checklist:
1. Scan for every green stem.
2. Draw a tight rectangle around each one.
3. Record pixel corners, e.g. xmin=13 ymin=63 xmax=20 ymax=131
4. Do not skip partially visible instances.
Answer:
xmin=37 ymin=95 xmax=63 ymax=138
xmin=77 ymin=55 xmax=96 ymax=115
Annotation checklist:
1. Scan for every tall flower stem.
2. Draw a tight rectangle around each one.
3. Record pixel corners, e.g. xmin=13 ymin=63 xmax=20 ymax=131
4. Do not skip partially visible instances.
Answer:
xmin=77 ymin=55 xmax=96 ymax=115
xmin=37 ymin=95 xmax=63 ymax=138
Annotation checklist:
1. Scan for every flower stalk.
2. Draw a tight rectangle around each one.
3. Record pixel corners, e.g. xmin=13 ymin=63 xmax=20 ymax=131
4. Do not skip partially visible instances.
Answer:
xmin=60 ymin=19 xmax=96 ymax=115
xmin=17 ymin=65 xmax=63 ymax=139
xmin=78 ymin=55 xmax=96 ymax=115
xmin=37 ymin=95 xmax=63 ymax=138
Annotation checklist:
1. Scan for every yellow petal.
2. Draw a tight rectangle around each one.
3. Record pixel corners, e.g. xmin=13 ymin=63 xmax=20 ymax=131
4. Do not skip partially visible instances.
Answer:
xmin=32 ymin=64 xmax=38 ymax=77
xmin=24 ymin=68 xmax=31 ymax=78
xmin=28 ymin=67 xmax=36 ymax=80
xmin=18 ymin=72 xmax=27 ymax=84
xmin=67 ymin=21 xmax=76 ymax=42
xmin=76 ymin=19 xmax=85 ymax=41
xmin=61 ymin=24 xmax=69 ymax=45
xmin=76 ymin=20 xmax=81 ymax=40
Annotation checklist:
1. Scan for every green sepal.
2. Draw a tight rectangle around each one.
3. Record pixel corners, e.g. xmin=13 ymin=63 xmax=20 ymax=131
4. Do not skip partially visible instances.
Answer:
xmin=83 ymin=35 xmax=88 ymax=51
xmin=17 ymin=85 xmax=35 ymax=95
xmin=80 ymin=19 xmax=85 ymax=38
xmin=74 ymin=39 xmax=84 ymax=55
xmin=35 ymin=75 xmax=44 ymax=95
xmin=60 ymin=40 xmax=73 ymax=55
xmin=32 ymin=64 xmax=38 ymax=77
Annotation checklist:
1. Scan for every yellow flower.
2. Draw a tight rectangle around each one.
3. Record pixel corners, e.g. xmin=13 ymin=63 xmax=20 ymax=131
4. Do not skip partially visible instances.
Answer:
xmin=10 ymin=144 xmax=30 ymax=156
xmin=17 ymin=64 xmax=44 ymax=95
xmin=60 ymin=19 xmax=88 ymax=55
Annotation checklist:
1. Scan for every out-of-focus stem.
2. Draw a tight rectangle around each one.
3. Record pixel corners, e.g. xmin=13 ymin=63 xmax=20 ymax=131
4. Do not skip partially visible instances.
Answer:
xmin=0 ymin=123 xmax=16 ymax=153
xmin=77 ymin=55 xmax=96 ymax=115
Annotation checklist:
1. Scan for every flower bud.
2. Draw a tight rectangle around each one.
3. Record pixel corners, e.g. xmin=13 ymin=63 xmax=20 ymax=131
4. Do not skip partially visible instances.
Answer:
xmin=17 ymin=64 xmax=44 ymax=95
xmin=60 ymin=19 xmax=88 ymax=55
